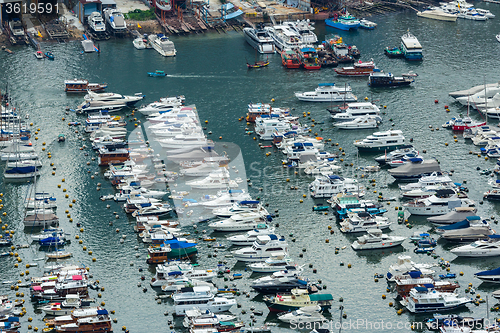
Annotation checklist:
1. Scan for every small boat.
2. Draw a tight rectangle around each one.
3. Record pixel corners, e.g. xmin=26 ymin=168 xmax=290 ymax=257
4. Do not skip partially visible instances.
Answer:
xmin=497 ymin=34 xmax=500 ymax=43
xmin=35 ymin=51 xmax=44 ymax=59
xmin=45 ymin=51 xmax=54 ymax=60
xmin=45 ymin=251 xmax=72 ymax=259
xmin=439 ymin=273 xmax=457 ymax=279
xmin=312 ymin=205 xmax=329 ymax=211
xmin=475 ymin=266 xmax=500 ymax=283
xmin=414 ymin=247 xmax=435 ymax=253
xmin=277 ymin=305 xmax=327 ymax=323
xmin=351 ymin=229 xmax=406 ymax=250
xmin=148 ymin=70 xmax=166 ymax=77
xmin=247 ymin=60 xmax=269 ymax=68
xmin=334 ymin=60 xmax=376 ymax=76
xmin=384 ymin=47 xmax=403 ymax=58
xmin=57 ymin=134 xmax=65 ymax=142
xmin=359 ymin=18 xmax=377 ymax=29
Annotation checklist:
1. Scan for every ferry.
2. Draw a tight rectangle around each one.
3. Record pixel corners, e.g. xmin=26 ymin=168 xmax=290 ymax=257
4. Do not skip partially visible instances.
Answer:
xmin=401 ymin=30 xmax=423 ymax=61
xmin=64 ymin=79 xmax=107 ymax=93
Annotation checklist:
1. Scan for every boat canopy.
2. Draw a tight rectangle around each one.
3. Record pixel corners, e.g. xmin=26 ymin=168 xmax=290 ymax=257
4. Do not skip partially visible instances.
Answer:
xmin=297 ymin=279 xmax=308 ymax=285
xmin=435 ymin=189 xmax=455 ymax=196
xmin=437 ymin=220 xmax=469 ymax=231
xmin=72 ymin=275 xmax=83 ymax=280
xmin=97 ymin=309 xmax=109 ymax=315
xmin=229 ymin=189 xmax=243 ymax=193
xmin=269 ymin=234 xmax=278 ymax=240
xmin=414 ymin=286 xmax=428 ymax=292
xmin=475 ymin=267 xmax=500 ymax=276
xmin=309 ymin=293 xmax=334 ymax=301
xmin=7 ymin=317 xmax=19 ymax=322
xmin=488 ymin=235 xmax=500 ymax=239
xmin=328 ymin=175 xmax=342 ymax=180
xmin=406 ymin=270 xmax=422 ymax=278
xmin=466 ymin=216 xmax=481 ymax=221
xmin=409 ymin=157 xmax=423 ymax=163
xmin=5 ymin=166 xmax=37 ymax=174
xmin=318 ymin=83 xmax=335 ymax=87
xmin=168 ymin=271 xmax=182 ymax=276
xmin=239 ymin=200 xmax=259 ymax=205
xmin=300 ymin=47 xmax=316 ymax=53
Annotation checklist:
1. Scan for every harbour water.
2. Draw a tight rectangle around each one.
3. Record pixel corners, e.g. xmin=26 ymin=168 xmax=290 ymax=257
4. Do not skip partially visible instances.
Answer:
xmin=2 ymin=6 xmax=500 ymax=332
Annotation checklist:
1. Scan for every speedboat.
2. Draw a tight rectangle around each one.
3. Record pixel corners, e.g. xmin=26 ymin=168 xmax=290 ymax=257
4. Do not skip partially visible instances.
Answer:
xmin=374 ymin=146 xmax=417 ymax=164
xmin=339 ymin=212 xmax=391 ymax=233
xmin=133 ymin=37 xmax=147 ymax=50
xmin=294 ymin=83 xmax=357 ymax=102
xmin=450 ymin=235 xmax=500 ymax=257
xmin=277 ymin=305 xmax=326 ymax=323
xmin=243 ymin=23 xmax=276 ymax=54
xmin=103 ymin=8 xmax=127 ymax=33
xmin=351 ymin=229 xmax=405 ymax=250
xmin=353 ymin=130 xmax=406 ymax=152
xmin=208 ymin=212 xmax=270 ymax=232
xmin=417 ymin=6 xmax=458 ymax=21
xmin=404 ymin=286 xmax=471 ymax=313
xmin=334 ymin=115 xmax=379 ymax=130
xmin=475 ymin=267 xmax=500 ymax=283
xmin=359 ymin=18 xmax=377 ymax=29
xmin=131 ymin=203 xmax=172 ymax=217
xmin=232 ymin=235 xmax=288 ymax=262
xmin=35 ymin=51 xmax=44 ymax=59
xmin=331 ymin=103 xmax=381 ymax=121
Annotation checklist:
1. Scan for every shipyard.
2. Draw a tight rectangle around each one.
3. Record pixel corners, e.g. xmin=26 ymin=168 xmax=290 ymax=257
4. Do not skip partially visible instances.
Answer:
xmin=2 ymin=0 xmax=500 ymax=333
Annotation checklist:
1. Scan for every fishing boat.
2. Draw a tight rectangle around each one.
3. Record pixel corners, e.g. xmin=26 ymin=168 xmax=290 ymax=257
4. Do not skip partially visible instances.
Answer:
xmin=247 ymin=60 xmax=270 ymax=69
xmin=297 ymin=47 xmax=321 ymax=70
xmin=263 ymin=288 xmax=333 ymax=312
xmin=384 ymin=47 xmax=403 ymax=58
xmin=281 ymin=50 xmax=301 ymax=69
xmin=325 ymin=10 xmax=360 ymax=31
xmin=334 ymin=60 xmax=376 ymax=76
xmin=351 ymin=229 xmax=406 ymax=250
xmin=401 ymin=30 xmax=423 ymax=61
xmin=295 ymin=83 xmax=357 ymax=102
xmin=44 ymin=51 xmax=54 ymax=60
xmin=147 ymin=70 xmax=166 ymax=77
xmin=404 ymin=286 xmax=471 ymax=313
xmin=64 ymin=80 xmax=107 ymax=93
xmin=368 ymin=69 xmax=414 ymax=87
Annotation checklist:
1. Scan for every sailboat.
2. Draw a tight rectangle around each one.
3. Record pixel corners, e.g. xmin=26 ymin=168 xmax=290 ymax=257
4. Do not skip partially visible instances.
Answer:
xmin=23 ymin=174 xmax=59 ymax=228
xmin=452 ymin=95 xmax=486 ymax=131
xmin=3 ymin=136 xmax=38 ymax=180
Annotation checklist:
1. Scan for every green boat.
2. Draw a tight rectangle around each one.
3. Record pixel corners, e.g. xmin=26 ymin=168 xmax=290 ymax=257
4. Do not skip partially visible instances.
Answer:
xmin=384 ymin=47 xmax=403 ymax=58
xmin=313 ymin=205 xmax=329 ymax=211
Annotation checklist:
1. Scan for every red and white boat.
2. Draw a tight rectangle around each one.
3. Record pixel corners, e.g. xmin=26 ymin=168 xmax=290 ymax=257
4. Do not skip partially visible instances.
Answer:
xmin=334 ymin=60 xmax=376 ymax=76
xmin=451 ymin=117 xmax=486 ymax=131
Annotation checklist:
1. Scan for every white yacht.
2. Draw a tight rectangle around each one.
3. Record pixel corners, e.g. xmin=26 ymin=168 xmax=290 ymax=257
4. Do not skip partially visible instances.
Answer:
xmin=309 ymin=175 xmax=364 ymax=198
xmin=416 ymin=7 xmax=457 ymax=21
xmin=150 ymin=262 xmax=217 ymax=287
xmin=186 ymin=171 xmax=238 ymax=189
xmin=138 ymin=99 xmax=184 ymax=115
xmin=133 ymin=37 xmax=147 ymax=50
xmin=88 ymin=12 xmax=106 ymax=34
xmin=157 ymin=135 xmax=211 ymax=150
xmin=103 ymin=8 xmax=127 ymax=33
xmin=404 ymin=193 xmax=475 ymax=216
xmin=456 ymin=85 xmax=500 ymax=105
xmin=332 ymin=103 xmax=381 ymax=121
xmin=340 ymin=212 xmax=392 ymax=233
xmin=248 ymin=254 xmax=294 ymax=273
xmin=351 ymin=229 xmax=405 ymax=250
xmin=208 ymin=212 xmax=268 ymax=232
xmin=227 ymin=225 xmax=275 ymax=246
xmin=199 ymin=189 xmax=252 ymax=208
xmin=334 ymin=115 xmax=380 ymax=130
xmin=283 ymin=19 xmax=318 ymax=44
xmin=399 ymin=172 xmax=454 ymax=191
xmin=173 ymin=286 xmax=237 ymax=316
xmin=255 ymin=117 xmax=299 ymax=140
xmin=179 ymin=162 xmax=223 ymax=177
xmin=353 ymin=130 xmax=406 ymax=152
xmin=40 ymin=294 xmax=81 ymax=316
xmin=232 ymin=235 xmax=288 ymax=262
xmin=458 ymin=8 xmax=488 ymax=20
xmin=148 ymin=34 xmax=177 ymax=57
xmin=386 ymin=255 xmax=436 ymax=282
xmin=161 ymin=278 xmax=214 ymax=294
xmin=450 ymin=236 xmax=500 ymax=257
xmin=84 ymin=91 xmax=144 ymax=106
xmin=264 ymin=25 xmax=303 ymax=51
xmin=404 ymin=287 xmax=471 ymax=313
xmin=277 ymin=305 xmax=326 ymax=323
xmin=113 ymin=186 xmax=167 ymax=202
xmin=475 ymin=8 xmax=495 ymax=18
xmin=295 ymin=83 xmax=357 ymax=102
xmin=243 ymin=24 xmax=276 ymax=54
xmin=374 ymin=146 xmax=418 ymax=165
xmin=213 ymin=200 xmax=267 ymax=218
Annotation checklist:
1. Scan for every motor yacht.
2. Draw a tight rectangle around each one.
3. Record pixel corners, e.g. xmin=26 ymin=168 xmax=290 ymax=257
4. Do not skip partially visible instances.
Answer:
xmin=386 ymin=255 xmax=436 ymax=282
xmin=212 ymin=200 xmax=267 ymax=218
xmin=248 ymin=254 xmax=294 ymax=273
xmin=198 ymin=189 xmax=252 ymax=208
xmin=138 ymin=100 xmax=185 ymax=115
xmin=243 ymin=24 xmax=276 ymax=53
xmin=84 ymin=91 xmax=144 ymax=106
xmin=277 ymin=305 xmax=326 ymax=323
xmin=232 ymin=235 xmax=288 ymax=262
xmin=388 ymin=158 xmax=441 ymax=180
xmin=295 ymin=83 xmax=357 ymax=102
xmin=417 ymin=6 xmax=457 ymax=21
xmin=157 ymin=134 xmax=211 ymax=150
xmin=283 ymin=19 xmax=318 ymax=44
xmin=351 ymin=229 xmax=405 ymax=250
xmin=333 ymin=115 xmax=380 ymax=129
xmin=148 ymin=34 xmax=176 ymax=57
xmin=354 ymin=130 xmax=406 ymax=152
xmin=173 ymin=286 xmax=237 ymax=316
xmin=226 ymin=225 xmax=275 ymax=246
xmin=441 ymin=225 xmax=495 ymax=242
xmin=103 ymin=8 xmax=127 ymax=33
xmin=40 ymin=294 xmax=81 ymax=316
xmin=264 ymin=25 xmax=303 ymax=52
xmin=88 ymin=12 xmax=106 ymax=34
xmin=185 ymin=171 xmax=238 ymax=189
xmin=150 ymin=262 xmax=217 ymax=287
xmin=208 ymin=212 xmax=270 ymax=232
xmin=450 ymin=235 xmax=500 ymax=257
xmin=309 ymin=175 xmax=364 ymax=198
xmin=404 ymin=287 xmax=471 ymax=313
xmin=427 ymin=206 xmax=478 ymax=225
xmin=340 ymin=212 xmax=391 ymax=233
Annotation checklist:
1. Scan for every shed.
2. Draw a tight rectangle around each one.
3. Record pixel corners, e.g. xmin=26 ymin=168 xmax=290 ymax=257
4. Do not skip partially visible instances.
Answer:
xmin=100 ymin=0 xmax=116 ymax=10
xmin=74 ymin=0 xmax=102 ymax=23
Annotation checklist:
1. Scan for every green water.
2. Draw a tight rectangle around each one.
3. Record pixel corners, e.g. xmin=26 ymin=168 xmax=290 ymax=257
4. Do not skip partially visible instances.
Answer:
xmin=2 ymin=7 xmax=500 ymax=332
